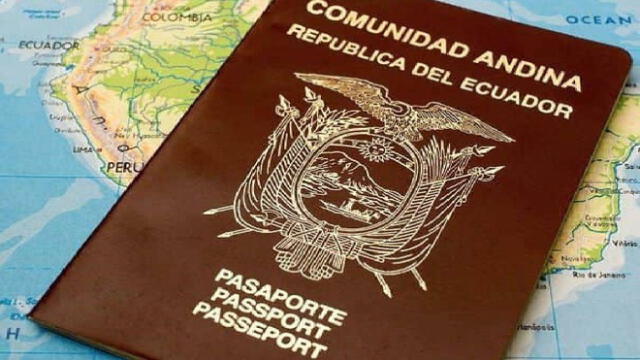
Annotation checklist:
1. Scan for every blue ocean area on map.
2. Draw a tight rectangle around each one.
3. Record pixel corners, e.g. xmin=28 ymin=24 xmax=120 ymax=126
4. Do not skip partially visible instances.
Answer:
xmin=0 ymin=75 xmax=117 ymax=360
xmin=0 ymin=1 xmax=118 ymax=358
xmin=2 ymin=0 xmax=640 ymax=359
xmin=0 ymin=79 xmax=118 ymax=358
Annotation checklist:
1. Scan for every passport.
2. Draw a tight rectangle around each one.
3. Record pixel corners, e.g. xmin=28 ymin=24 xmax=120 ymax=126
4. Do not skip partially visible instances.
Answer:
xmin=30 ymin=0 xmax=631 ymax=359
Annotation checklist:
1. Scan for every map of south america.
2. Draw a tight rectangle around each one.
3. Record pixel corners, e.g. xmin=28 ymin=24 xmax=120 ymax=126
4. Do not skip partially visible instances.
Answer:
xmin=52 ymin=0 xmax=267 ymax=187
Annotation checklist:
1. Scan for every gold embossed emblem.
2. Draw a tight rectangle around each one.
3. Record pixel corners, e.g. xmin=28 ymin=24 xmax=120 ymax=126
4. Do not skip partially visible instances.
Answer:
xmin=204 ymin=73 xmax=514 ymax=297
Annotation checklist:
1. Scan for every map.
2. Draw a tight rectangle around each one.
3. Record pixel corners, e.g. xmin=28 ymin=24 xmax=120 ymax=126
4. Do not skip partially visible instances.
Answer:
xmin=0 ymin=0 xmax=639 ymax=359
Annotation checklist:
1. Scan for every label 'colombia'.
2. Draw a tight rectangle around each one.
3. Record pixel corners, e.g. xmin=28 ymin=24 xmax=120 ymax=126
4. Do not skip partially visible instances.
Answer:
xmin=30 ymin=0 xmax=630 ymax=359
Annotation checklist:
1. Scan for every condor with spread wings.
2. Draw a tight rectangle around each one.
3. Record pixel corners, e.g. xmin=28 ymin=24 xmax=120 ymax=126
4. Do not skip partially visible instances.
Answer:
xmin=295 ymin=73 xmax=515 ymax=143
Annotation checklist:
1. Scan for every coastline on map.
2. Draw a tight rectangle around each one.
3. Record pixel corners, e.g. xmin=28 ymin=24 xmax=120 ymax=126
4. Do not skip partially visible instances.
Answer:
xmin=1 ymin=1 xmax=123 ymax=357
xmin=625 ymin=66 xmax=640 ymax=95
xmin=508 ymin=144 xmax=640 ymax=357
xmin=41 ymin=1 xmax=121 ymax=192
xmin=546 ymin=147 xmax=640 ymax=356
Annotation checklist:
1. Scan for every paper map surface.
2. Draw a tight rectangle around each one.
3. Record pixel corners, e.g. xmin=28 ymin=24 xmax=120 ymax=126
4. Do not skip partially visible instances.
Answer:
xmin=1 ymin=0 xmax=639 ymax=358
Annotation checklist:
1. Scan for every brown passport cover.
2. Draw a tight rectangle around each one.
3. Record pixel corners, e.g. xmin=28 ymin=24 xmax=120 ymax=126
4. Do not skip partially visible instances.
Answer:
xmin=30 ymin=0 xmax=630 ymax=359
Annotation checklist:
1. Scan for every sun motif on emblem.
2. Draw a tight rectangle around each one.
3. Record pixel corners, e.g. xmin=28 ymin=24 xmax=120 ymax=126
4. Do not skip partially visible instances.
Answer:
xmin=358 ymin=138 xmax=393 ymax=163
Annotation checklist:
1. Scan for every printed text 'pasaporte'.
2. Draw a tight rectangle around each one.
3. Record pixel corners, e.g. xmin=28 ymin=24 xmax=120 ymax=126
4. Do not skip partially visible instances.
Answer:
xmin=192 ymin=268 xmax=348 ymax=359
